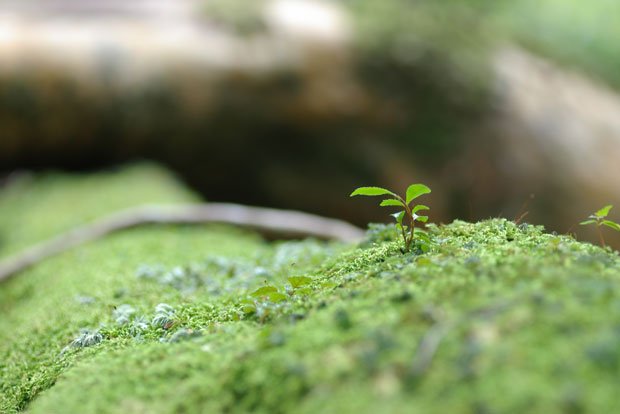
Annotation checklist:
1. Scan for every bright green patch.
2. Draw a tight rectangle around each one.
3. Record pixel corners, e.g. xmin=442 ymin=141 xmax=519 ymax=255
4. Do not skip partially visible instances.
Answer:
xmin=2 ymin=218 xmax=620 ymax=413
xmin=0 ymin=163 xmax=199 ymax=258
xmin=2 ymin=167 xmax=620 ymax=413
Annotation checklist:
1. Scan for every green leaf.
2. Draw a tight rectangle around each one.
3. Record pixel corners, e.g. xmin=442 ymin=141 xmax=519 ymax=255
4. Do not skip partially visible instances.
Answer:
xmin=321 ymin=281 xmax=338 ymax=289
xmin=391 ymin=211 xmax=405 ymax=225
xmin=416 ymin=233 xmax=430 ymax=243
xmin=595 ymin=204 xmax=613 ymax=218
xmin=267 ymin=292 xmax=288 ymax=303
xmin=251 ymin=286 xmax=278 ymax=297
xmin=602 ymin=220 xmax=620 ymax=231
xmin=419 ymin=242 xmax=430 ymax=253
xmin=580 ymin=219 xmax=597 ymax=225
xmin=295 ymin=287 xmax=312 ymax=296
xmin=242 ymin=305 xmax=256 ymax=314
xmin=380 ymin=199 xmax=405 ymax=207
xmin=288 ymin=276 xmax=312 ymax=288
xmin=415 ymin=215 xmax=429 ymax=223
xmin=350 ymin=187 xmax=395 ymax=197
xmin=406 ymin=184 xmax=431 ymax=204
xmin=412 ymin=204 xmax=430 ymax=214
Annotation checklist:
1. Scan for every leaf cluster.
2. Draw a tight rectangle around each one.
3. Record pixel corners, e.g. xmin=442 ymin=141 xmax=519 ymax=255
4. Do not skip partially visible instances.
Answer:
xmin=580 ymin=205 xmax=620 ymax=230
xmin=580 ymin=204 xmax=620 ymax=247
xmin=240 ymin=276 xmax=314 ymax=322
xmin=350 ymin=184 xmax=432 ymax=252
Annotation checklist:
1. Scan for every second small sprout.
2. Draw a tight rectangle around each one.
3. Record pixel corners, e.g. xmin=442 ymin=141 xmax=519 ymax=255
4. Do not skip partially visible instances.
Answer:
xmin=580 ymin=204 xmax=620 ymax=247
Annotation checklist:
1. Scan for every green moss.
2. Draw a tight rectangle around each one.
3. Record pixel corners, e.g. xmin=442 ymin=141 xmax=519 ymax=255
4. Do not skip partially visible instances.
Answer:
xmin=3 ymin=216 xmax=620 ymax=413
xmin=0 ymin=163 xmax=199 ymax=258
xmin=1 ymin=167 xmax=620 ymax=413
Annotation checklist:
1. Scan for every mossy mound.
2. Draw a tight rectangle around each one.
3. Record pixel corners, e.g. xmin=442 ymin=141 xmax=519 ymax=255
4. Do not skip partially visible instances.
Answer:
xmin=0 ymin=163 xmax=199 ymax=258
xmin=1 ymin=166 xmax=620 ymax=413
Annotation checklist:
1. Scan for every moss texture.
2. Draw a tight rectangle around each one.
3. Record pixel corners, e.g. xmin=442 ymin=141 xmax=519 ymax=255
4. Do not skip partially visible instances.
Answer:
xmin=0 ymin=163 xmax=200 ymax=258
xmin=1 ymin=165 xmax=620 ymax=413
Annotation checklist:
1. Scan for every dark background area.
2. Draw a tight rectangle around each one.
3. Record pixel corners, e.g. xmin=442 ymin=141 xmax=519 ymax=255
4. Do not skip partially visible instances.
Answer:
xmin=1 ymin=0 xmax=620 ymax=246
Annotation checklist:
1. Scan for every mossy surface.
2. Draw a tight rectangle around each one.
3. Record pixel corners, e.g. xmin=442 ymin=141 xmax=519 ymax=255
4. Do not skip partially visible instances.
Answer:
xmin=0 ymin=163 xmax=199 ymax=259
xmin=1 ymin=167 xmax=620 ymax=413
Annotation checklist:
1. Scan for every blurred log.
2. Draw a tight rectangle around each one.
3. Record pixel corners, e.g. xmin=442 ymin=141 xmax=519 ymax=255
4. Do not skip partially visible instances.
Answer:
xmin=2 ymin=1 xmax=620 ymax=248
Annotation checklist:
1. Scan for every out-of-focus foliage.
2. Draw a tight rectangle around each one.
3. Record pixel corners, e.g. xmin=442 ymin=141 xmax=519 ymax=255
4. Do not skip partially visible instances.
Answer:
xmin=339 ymin=0 xmax=500 ymax=164
xmin=345 ymin=0 xmax=499 ymax=93
xmin=2 ymin=0 xmax=620 ymax=237
xmin=346 ymin=0 xmax=620 ymax=91
xmin=497 ymin=0 xmax=620 ymax=89
xmin=200 ymin=0 xmax=267 ymax=34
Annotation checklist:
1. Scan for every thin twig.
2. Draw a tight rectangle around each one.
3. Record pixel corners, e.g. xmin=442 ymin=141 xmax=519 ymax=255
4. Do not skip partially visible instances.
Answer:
xmin=514 ymin=211 xmax=529 ymax=225
xmin=0 ymin=203 xmax=365 ymax=283
xmin=513 ymin=193 xmax=534 ymax=224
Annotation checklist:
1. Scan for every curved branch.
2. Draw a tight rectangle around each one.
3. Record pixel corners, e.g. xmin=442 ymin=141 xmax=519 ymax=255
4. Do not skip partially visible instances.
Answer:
xmin=0 ymin=203 xmax=365 ymax=283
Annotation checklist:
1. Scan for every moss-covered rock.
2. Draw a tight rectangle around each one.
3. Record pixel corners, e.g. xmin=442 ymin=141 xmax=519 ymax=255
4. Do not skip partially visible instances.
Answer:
xmin=1 ymin=166 xmax=619 ymax=413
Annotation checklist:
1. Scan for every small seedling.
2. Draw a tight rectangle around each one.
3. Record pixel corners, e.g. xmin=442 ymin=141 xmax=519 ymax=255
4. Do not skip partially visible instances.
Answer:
xmin=240 ymin=284 xmax=289 ymax=322
xmin=251 ymin=285 xmax=287 ymax=303
xmin=350 ymin=184 xmax=431 ymax=252
xmin=580 ymin=205 xmax=620 ymax=247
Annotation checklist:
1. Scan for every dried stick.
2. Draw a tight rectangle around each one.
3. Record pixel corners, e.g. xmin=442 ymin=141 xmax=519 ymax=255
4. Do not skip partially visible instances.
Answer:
xmin=0 ymin=203 xmax=365 ymax=283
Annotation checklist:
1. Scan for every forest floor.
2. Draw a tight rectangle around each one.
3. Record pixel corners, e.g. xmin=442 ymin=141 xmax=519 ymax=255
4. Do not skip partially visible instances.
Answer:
xmin=1 ymin=164 xmax=619 ymax=413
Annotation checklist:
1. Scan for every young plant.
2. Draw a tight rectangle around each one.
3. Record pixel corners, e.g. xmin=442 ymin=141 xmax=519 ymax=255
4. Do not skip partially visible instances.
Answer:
xmin=350 ymin=184 xmax=431 ymax=252
xmin=580 ymin=204 xmax=620 ymax=247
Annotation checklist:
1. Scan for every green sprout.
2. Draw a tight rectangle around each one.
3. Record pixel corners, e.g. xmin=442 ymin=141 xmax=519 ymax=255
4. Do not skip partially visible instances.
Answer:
xmin=350 ymin=184 xmax=431 ymax=252
xmin=580 ymin=205 xmax=620 ymax=247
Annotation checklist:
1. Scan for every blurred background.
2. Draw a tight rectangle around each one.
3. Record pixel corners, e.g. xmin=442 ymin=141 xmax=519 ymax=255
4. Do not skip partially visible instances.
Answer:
xmin=1 ymin=0 xmax=620 ymax=247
